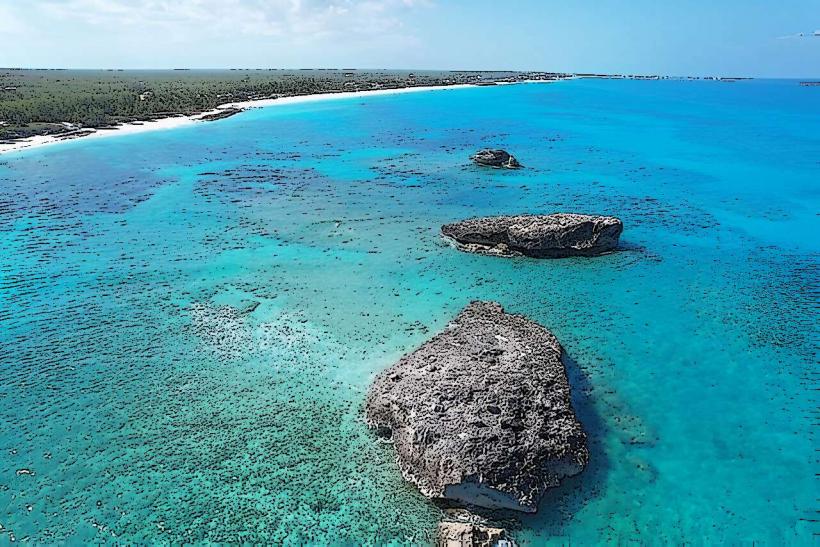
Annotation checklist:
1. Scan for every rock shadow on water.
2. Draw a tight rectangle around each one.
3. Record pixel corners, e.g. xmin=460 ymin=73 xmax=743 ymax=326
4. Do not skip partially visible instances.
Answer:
xmin=608 ymin=240 xmax=663 ymax=265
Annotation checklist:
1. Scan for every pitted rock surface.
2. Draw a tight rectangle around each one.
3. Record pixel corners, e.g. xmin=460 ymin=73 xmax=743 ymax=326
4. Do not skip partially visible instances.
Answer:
xmin=441 ymin=213 xmax=622 ymax=258
xmin=365 ymin=301 xmax=588 ymax=512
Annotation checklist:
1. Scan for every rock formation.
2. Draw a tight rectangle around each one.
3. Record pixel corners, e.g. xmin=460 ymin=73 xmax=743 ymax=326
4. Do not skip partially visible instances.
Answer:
xmin=199 ymin=107 xmax=244 ymax=122
xmin=470 ymin=149 xmax=521 ymax=169
xmin=365 ymin=301 xmax=588 ymax=513
xmin=441 ymin=213 xmax=622 ymax=258
xmin=437 ymin=521 xmax=509 ymax=547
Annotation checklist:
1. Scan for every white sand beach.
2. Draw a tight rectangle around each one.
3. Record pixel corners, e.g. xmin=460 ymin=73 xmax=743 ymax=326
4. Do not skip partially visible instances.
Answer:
xmin=0 ymin=84 xmax=480 ymax=156
xmin=0 ymin=114 xmax=214 ymax=155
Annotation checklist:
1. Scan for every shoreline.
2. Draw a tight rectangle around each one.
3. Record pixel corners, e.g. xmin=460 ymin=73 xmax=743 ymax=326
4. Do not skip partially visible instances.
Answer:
xmin=0 ymin=82 xmax=499 ymax=156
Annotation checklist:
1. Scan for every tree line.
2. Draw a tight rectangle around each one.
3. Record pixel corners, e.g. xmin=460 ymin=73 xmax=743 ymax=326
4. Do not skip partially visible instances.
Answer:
xmin=0 ymin=69 xmax=521 ymax=139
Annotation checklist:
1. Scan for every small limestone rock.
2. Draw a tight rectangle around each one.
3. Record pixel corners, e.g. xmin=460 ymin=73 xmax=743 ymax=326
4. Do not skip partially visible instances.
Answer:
xmin=442 ymin=213 xmax=623 ymax=258
xmin=437 ymin=521 xmax=509 ymax=547
xmin=470 ymin=149 xmax=521 ymax=169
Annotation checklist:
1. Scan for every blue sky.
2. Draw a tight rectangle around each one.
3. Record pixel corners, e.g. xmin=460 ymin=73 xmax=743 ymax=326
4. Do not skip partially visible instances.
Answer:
xmin=1 ymin=0 xmax=818 ymax=76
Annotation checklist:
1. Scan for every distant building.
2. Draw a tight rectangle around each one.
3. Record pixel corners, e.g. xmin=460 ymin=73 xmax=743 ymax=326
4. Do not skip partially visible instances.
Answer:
xmin=139 ymin=91 xmax=154 ymax=101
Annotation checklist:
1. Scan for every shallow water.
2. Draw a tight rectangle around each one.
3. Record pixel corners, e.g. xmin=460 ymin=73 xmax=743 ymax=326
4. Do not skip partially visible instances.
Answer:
xmin=0 ymin=79 xmax=817 ymax=544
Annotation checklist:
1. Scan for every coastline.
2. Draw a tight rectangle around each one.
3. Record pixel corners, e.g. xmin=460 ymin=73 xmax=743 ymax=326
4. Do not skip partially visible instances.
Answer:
xmin=0 ymin=83 xmax=487 ymax=156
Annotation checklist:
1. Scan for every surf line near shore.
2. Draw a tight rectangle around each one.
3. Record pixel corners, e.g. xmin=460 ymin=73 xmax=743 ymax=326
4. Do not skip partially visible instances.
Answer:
xmin=0 ymin=83 xmax=494 ymax=156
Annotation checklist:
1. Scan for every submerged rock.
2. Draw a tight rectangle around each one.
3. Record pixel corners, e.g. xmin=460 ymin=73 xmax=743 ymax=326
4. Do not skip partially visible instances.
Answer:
xmin=471 ymin=149 xmax=521 ymax=169
xmin=365 ymin=301 xmax=588 ymax=513
xmin=441 ymin=213 xmax=623 ymax=258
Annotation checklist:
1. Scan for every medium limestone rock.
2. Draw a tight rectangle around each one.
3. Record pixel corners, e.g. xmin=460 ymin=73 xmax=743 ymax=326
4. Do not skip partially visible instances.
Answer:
xmin=470 ymin=149 xmax=521 ymax=168
xmin=365 ymin=301 xmax=588 ymax=513
xmin=441 ymin=213 xmax=623 ymax=258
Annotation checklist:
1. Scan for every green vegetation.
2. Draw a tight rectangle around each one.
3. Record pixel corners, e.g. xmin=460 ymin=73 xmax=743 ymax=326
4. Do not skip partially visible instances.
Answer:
xmin=0 ymin=69 xmax=558 ymax=140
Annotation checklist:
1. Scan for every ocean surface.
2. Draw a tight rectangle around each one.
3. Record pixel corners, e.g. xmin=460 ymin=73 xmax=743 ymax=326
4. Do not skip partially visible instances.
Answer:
xmin=0 ymin=79 xmax=817 ymax=545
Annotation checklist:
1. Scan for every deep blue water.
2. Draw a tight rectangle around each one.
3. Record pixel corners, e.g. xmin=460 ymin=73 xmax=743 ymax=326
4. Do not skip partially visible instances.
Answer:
xmin=0 ymin=79 xmax=817 ymax=544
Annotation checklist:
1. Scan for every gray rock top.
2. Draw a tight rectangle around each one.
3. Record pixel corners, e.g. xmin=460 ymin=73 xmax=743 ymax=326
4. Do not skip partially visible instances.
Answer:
xmin=471 ymin=149 xmax=521 ymax=168
xmin=365 ymin=301 xmax=588 ymax=513
xmin=441 ymin=213 xmax=623 ymax=258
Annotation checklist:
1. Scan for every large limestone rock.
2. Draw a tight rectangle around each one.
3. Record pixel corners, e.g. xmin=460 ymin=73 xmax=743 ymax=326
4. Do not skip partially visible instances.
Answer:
xmin=441 ymin=213 xmax=622 ymax=258
xmin=470 ymin=149 xmax=521 ymax=168
xmin=365 ymin=301 xmax=588 ymax=513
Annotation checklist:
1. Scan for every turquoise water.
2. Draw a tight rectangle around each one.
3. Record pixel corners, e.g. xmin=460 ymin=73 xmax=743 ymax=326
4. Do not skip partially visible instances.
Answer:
xmin=0 ymin=79 xmax=817 ymax=544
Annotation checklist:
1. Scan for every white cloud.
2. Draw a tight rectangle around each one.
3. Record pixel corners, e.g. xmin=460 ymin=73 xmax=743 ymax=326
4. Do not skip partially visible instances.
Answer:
xmin=30 ymin=0 xmax=427 ymax=39
xmin=0 ymin=2 xmax=30 ymax=35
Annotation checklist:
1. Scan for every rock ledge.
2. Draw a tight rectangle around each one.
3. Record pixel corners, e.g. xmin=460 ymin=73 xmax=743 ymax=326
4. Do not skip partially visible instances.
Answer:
xmin=365 ymin=301 xmax=588 ymax=513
